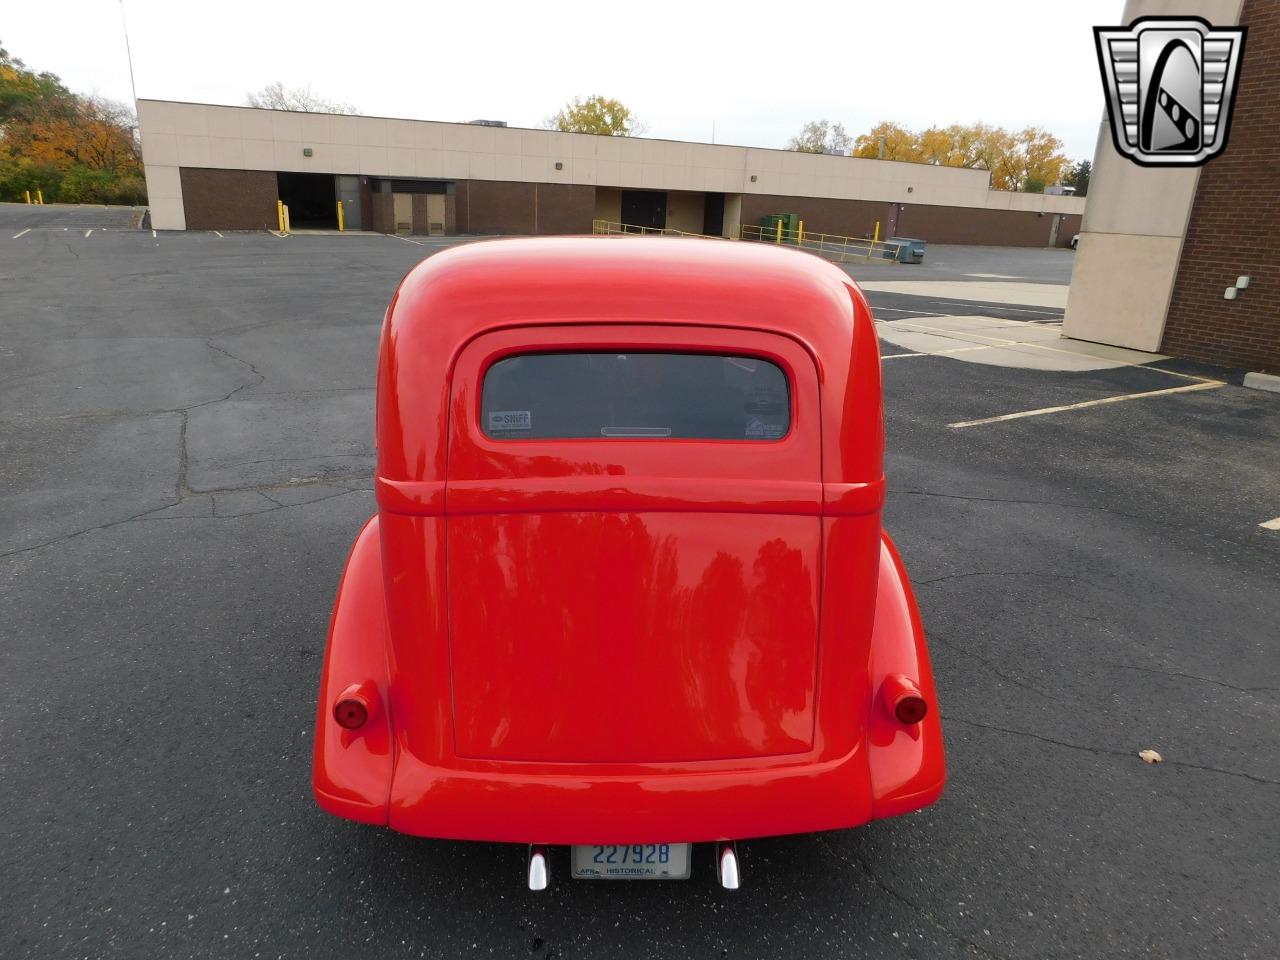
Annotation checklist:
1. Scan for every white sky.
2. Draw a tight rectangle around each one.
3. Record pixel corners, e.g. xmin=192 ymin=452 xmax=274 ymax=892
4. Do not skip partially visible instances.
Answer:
xmin=6 ymin=0 xmax=1120 ymax=160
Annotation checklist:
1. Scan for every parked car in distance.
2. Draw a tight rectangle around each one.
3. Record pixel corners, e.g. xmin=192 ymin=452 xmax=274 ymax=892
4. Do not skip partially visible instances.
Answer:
xmin=312 ymin=237 xmax=946 ymax=889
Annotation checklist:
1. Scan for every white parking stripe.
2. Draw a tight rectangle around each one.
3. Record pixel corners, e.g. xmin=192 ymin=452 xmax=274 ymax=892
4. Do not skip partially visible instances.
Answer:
xmin=84 ymin=229 xmax=93 ymax=238
xmin=213 ymin=231 xmax=223 ymax=238
xmin=393 ymin=235 xmax=426 ymax=245
xmin=882 ymin=345 xmax=995 ymax=360
xmin=949 ymin=381 xmax=1224 ymax=428
xmin=887 ymin=319 xmax=1217 ymax=384
xmin=12 ymin=228 xmax=30 ymax=239
xmin=1260 ymin=517 xmax=1280 ymax=531
xmin=152 ymin=229 xmax=157 ymax=238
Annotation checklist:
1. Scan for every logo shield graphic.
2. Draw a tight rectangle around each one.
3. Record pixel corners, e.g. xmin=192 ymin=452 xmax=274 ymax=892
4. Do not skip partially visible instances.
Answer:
xmin=1095 ymin=16 xmax=1246 ymax=166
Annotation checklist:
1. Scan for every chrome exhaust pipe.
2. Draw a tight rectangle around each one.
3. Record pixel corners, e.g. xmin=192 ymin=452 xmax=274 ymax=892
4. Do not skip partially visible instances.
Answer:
xmin=528 ymin=844 xmax=549 ymax=891
xmin=717 ymin=841 xmax=740 ymax=890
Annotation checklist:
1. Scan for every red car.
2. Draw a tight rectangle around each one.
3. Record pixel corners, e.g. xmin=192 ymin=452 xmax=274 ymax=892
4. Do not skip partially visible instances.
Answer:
xmin=312 ymin=237 xmax=945 ymax=888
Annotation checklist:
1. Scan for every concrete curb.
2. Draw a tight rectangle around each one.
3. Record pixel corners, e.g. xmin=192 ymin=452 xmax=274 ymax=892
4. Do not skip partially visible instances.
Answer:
xmin=1242 ymin=372 xmax=1280 ymax=394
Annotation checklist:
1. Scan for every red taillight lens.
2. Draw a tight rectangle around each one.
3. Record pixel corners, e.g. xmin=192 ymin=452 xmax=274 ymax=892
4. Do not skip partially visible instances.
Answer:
xmin=894 ymin=695 xmax=928 ymax=725
xmin=880 ymin=674 xmax=929 ymax=726
xmin=334 ymin=698 xmax=368 ymax=729
xmin=332 ymin=681 xmax=377 ymax=730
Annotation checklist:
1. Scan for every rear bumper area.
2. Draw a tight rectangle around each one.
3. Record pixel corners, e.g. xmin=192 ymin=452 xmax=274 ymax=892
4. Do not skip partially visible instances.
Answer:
xmin=385 ymin=748 xmax=875 ymax=845
xmin=313 ymin=522 xmax=945 ymax=842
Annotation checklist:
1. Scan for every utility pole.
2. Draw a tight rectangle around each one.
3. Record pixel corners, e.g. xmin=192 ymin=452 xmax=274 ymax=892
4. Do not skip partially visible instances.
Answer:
xmin=119 ymin=0 xmax=139 ymax=109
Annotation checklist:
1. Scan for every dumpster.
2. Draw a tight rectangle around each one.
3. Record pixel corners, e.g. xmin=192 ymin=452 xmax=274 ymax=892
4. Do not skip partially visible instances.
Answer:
xmin=889 ymin=237 xmax=926 ymax=264
xmin=760 ymin=213 xmax=799 ymax=242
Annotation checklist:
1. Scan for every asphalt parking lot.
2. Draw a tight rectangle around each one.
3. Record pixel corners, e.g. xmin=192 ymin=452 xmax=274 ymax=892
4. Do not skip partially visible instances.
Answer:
xmin=3 ymin=210 xmax=1278 ymax=959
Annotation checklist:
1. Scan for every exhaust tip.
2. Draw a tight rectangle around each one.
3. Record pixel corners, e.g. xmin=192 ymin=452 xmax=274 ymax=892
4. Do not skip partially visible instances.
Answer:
xmin=717 ymin=841 xmax=740 ymax=890
xmin=528 ymin=845 xmax=549 ymax=891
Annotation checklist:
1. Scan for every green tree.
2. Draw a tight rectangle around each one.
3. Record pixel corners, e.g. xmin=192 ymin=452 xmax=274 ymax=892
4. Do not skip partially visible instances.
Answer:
xmin=787 ymin=120 xmax=852 ymax=154
xmin=1062 ymin=159 xmax=1091 ymax=197
xmin=246 ymin=81 xmax=358 ymax=114
xmin=547 ymin=95 xmax=641 ymax=136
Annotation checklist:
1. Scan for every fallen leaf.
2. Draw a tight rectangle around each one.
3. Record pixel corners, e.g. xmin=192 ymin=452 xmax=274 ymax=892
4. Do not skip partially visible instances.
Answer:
xmin=1138 ymin=749 xmax=1163 ymax=764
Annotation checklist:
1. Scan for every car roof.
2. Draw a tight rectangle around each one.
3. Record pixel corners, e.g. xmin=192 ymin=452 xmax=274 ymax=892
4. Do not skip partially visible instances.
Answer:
xmin=377 ymin=237 xmax=883 ymax=485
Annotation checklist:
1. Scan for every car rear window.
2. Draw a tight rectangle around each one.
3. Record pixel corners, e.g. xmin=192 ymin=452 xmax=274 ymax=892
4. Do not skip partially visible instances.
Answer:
xmin=481 ymin=352 xmax=791 ymax=440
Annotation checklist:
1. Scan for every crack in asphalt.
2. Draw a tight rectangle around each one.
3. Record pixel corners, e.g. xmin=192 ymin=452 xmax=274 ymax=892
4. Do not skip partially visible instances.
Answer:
xmin=815 ymin=834 xmax=1012 ymax=960
xmin=929 ymin=633 xmax=1058 ymax=700
xmin=0 ymin=485 xmax=371 ymax=562
xmin=186 ymin=339 xmax=268 ymax=410
xmin=1101 ymin=662 xmax=1280 ymax=696
xmin=946 ymin=716 xmax=1280 ymax=787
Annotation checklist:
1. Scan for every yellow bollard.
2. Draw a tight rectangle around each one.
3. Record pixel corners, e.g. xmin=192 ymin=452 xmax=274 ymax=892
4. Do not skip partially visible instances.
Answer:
xmin=336 ymin=200 xmax=344 ymax=232
xmin=277 ymin=199 xmax=285 ymax=233
xmin=36 ymin=188 xmax=44 ymax=204
xmin=24 ymin=190 xmax=31 ymax=204
xmin=282 ymin=204 xmax=290 ymax=234
xmin=775 ymin=219 xmax=783 ymax=245
xmin=798 ymin=220 xmax=804 ymax=245
xmin=873 ymin=220 xmax=880 ymax=244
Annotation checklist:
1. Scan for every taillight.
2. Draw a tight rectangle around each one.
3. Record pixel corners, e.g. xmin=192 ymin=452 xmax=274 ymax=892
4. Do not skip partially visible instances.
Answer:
xmin=880 ymin=674 xmax=928 ymax=726
xmin=333 ymin=681 xmax=377 ymax=730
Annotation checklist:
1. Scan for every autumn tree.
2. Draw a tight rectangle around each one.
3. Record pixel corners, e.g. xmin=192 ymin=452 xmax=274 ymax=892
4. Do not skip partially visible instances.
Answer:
xmin=851 ymin=120 xmax=1068 ymax=191
xmin=246 ymin=81 xmax=358 ymax=114
xmin=787 ymin=120 xmax=852 ymax=154
xmin=852 ymin=121 xmax=920 ymax=162
xmin=547 ymin=95 xmax=641 ymax=136
xmin=0 ymin=43 xmax=145 ymax=204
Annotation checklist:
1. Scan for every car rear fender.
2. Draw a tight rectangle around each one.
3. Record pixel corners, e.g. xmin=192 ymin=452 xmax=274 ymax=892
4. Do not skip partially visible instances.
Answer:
xmin=312 ymin=516 xmax=394 ymax=824
xmin=866 ymin=533 xmax=946 ymax=818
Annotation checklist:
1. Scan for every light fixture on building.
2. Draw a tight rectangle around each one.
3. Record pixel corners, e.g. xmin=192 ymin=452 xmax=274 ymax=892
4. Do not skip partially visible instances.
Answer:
xmin=750 ymin=174 xmax=758 ymax=182
xmin=907 ymin=186 xmax=913 ymax=193
xmin=555 ymin=161 xmax=563 ymax=170
xmin=303 ymin=147 xmax=313 ymax=157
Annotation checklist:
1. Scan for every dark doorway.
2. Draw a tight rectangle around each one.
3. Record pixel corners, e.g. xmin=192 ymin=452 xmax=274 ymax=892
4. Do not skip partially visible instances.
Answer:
xmin=702 ymin=192 xmax=725 ymax=237
xmin=621 ymin=190 xmax=667 ymax=230
xmin=277 ymin=172 xmax=337 ymax=229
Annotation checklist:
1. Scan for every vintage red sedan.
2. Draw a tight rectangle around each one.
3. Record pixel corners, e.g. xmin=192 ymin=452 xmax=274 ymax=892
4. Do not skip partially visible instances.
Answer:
xmin=312 ymin=236 xmax=945 ymax=888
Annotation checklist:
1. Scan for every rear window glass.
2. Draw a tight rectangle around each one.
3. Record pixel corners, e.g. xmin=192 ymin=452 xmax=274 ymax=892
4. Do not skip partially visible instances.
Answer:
xmin=481 ymin=352 xmax=790 ymax=440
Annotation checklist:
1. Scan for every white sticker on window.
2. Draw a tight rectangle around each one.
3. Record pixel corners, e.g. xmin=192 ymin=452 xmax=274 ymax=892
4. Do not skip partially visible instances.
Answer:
xmin=488 ymin=410 xmax=532 ymax=431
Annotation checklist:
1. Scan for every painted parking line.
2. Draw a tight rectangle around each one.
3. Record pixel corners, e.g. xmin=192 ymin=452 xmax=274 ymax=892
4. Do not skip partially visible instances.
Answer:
xmin=929 ymin=301 xmax=1063 ymax=318
xmin=12 ymin=228 xmax=30 ymax=239
xmin=84 ymin=229 xmax=93 ymax=238
xmin=213 ymin=230 xmax=223 ymax=238
xmin=871 ymin=306 xmax=947 ymax=318
xmin=1260 ymin=517 xmax=1280 ymax=531
xmin=393 ymin=235 xmax=427 ymax=245
xmin=949 ymin=381 xmax=1224 ymax=429
xmin=882 ymin=345 xmax=995 ymax=360
xmin=152 ymin=229 xmax=157 ymax=239
xmin=887 ymin=318 xmax=1218 ymax=384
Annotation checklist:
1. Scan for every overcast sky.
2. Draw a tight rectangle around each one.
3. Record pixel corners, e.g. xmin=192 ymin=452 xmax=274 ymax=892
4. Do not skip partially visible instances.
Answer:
xmin=6 ymin=0 xmax=1118 ymax=160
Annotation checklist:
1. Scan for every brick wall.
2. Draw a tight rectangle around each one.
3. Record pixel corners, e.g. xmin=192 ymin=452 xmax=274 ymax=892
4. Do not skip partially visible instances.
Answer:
xmin=180 ymin=168 xmax=278 ymax=231
xmin=740 ymin=192 xmax=1071 ymax=246
xmin=370 ymin=194 xmax=394 ymax=234
xmin=897 ymin=204 xmax=1060 ymax=246
xmin=739 ymin=194 xmax=892 ymax=240
xmin=456 ymin=180 xmax=595 ymax=234
xmin=1161 ymin=0 xmax=1280 ymax=373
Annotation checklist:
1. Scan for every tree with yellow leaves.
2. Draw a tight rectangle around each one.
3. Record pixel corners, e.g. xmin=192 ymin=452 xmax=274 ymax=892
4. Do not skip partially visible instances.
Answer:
xmin=849 ymin=120 xmax=1069 ymax=192
xmin=547 ymin=95 xmax=643 ymax=136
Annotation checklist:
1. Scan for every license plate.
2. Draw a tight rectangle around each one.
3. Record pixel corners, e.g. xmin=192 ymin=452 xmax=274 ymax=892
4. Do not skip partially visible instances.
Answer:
xmin=570 ymin=843 xmax=692 ymax=880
